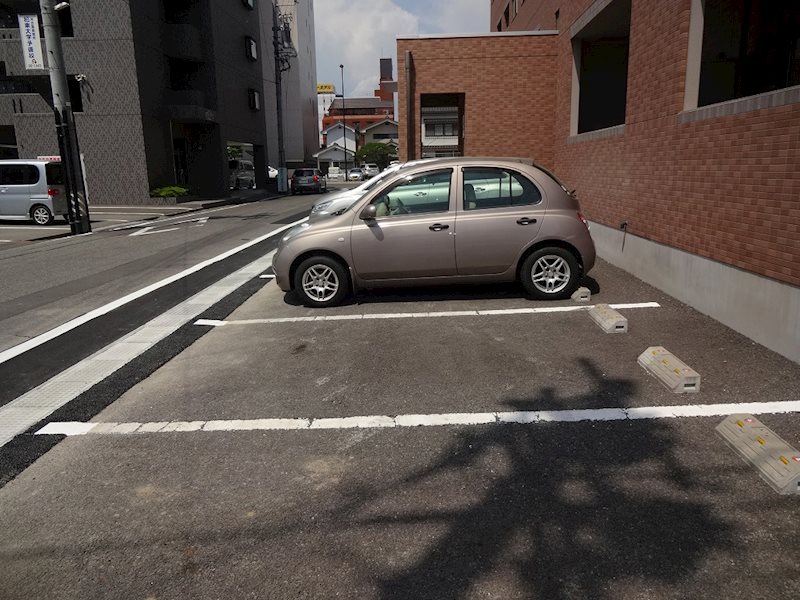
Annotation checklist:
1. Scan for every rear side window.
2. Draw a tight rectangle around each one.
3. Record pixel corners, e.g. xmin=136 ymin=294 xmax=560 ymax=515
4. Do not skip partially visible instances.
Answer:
xmin=45 ymin=163 xmax=65 ymax=185
xmin=0 ymin=164 xmax=39 ymax=185
xmin=462 ymin=167 xmax=542 ymax=211
xmin=295 ymin=169 xmax=314 ymax=176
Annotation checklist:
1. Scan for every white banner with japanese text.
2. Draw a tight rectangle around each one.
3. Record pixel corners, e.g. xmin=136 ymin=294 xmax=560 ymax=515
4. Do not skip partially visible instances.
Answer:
xmin=18 ymin=15 xmax=45 ymax=70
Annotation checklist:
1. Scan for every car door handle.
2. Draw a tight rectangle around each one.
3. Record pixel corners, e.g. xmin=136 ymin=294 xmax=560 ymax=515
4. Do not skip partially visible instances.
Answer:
xmin=516 ymin=217 xmax=537 ymax=225
xmin=429 ymin=223 xmax=449 ymax=231
xmin=414 ymin=191 xmax=427 ymax=196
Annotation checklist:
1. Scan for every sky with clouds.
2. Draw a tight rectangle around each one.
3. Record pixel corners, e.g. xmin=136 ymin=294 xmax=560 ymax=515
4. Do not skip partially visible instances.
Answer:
xmin=314 ymin=0 xmax=489 ymax=97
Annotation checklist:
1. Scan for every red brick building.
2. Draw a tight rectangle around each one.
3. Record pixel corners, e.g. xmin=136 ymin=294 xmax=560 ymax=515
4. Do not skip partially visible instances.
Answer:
xmin=397 ymin=0 xmax=800 ymax=362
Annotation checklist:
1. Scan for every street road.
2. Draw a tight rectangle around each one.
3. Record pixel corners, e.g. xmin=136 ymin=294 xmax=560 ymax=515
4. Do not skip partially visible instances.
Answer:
xmin=0 ymin=186 xmax=799 ymax=599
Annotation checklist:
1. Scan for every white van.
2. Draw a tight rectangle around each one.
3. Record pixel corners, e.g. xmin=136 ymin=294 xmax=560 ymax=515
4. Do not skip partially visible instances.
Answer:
xmin=0 ymin=160 xmax=68 ymax=225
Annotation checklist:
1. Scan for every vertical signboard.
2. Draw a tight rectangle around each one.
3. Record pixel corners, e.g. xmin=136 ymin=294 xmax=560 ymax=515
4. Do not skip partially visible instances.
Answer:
xmin=18 ymin=15 xmax=45 ymax=70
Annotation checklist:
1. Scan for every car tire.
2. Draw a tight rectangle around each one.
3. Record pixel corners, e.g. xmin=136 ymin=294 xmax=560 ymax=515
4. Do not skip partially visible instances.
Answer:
xmin=520 ymin=247 xmax=580 ymax=300
xmin=293 ymin=255 xmax=349 ymax=308
xmin=31 ymin=204 xmax=54 ymax=226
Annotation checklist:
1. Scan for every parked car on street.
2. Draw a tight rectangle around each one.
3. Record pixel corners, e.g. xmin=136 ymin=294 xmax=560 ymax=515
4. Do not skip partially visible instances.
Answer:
xmin=0 ymin=159 xmax=68 ymax=225
xmin=347 ymin=168 xmax=364 ymax=181
xmin=326 ymin=166 xmax=343 ymax=181
xmin=229 ymin=159 xmax=255 ymax=189
xmin=273 ymin=157 xmax=595 ymax=307
xmin=291 ymin=168 xmax=327 ymax=194
xmin=362 ymin=163 xmax=380 ymax=177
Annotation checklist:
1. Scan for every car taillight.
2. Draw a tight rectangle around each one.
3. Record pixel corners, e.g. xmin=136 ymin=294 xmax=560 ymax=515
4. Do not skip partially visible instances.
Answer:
xmin=47 ymin=188 xmax=59 ymax=197
xmin=577 ymin=211 xmax=589 ymax=228
xmin=313 ymin=175 xmax=319 ymax=182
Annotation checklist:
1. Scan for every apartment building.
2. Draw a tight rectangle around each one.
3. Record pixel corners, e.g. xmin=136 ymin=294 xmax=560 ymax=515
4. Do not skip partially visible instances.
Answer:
xmin=398 ymin=0 xmax=800 ymax=361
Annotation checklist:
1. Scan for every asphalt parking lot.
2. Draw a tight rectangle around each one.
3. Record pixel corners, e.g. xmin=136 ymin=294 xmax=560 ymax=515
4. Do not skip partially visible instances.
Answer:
xmin=1 ymin=258 xmax=799 ymax=599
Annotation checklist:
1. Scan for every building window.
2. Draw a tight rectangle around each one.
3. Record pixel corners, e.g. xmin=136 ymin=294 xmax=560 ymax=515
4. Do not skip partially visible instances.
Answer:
xmin=242 ymin=0 xmax=254 ymax=8
xmin=694 ymin=0 xmax=800 ymax=108
xmin=248 ymin=88 xmax=260 ymax=110
xmin=571 ymin=0 xmax=631 ymax=134
xmin=425 ymin=123 xmax=456 ymax=137
xmin=245 ymin=36 xmax=258 ymax=61
xmin=68 ymin=77 xmax=83 ymax=112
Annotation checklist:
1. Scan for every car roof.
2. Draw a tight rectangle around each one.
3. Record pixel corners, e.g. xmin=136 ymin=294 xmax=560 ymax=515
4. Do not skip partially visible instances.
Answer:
xmin=0 ymin=159 xmax=56 ymax=165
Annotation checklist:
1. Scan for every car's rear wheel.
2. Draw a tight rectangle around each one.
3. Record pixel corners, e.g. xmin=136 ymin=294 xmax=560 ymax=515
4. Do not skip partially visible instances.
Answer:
xmin=520 ymin=247 xmax=580 ymax=300
xmin=293 ymin=256 xmax=349 ymax=308
xmin=31 ymin=204 xmax=54 ymax=226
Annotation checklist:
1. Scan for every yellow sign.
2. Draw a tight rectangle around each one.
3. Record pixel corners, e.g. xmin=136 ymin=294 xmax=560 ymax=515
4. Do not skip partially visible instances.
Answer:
xmin=317 ymin=83 xmax=335 ymax=94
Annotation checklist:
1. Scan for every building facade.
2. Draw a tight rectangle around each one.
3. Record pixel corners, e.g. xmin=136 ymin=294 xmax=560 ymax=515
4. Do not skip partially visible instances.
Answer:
xmin=277 ymin=0 xmax=318 ymax=166
xmin=316 ymin=83 xmax=336 ymax=145
xmin=399 ymin=0 xmax=800 ymax=362
xmin=0 ymin=0 xmax=299 ymax=204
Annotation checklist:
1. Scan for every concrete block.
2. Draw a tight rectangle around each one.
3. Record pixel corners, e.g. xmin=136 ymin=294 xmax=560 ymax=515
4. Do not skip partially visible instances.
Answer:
xmin=716 ymin=414 xmax=800 ymax=495
xmin=588 ymin=303 xmax=628 ymax=333
xmin=637 ymin=346 xmax=700 ymax=393
xmin=571 ymin=287 xmax=591 ymax=302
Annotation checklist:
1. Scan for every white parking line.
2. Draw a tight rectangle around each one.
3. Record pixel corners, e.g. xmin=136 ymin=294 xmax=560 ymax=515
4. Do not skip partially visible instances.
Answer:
xmin=0 ymin=218 xmax=307 ymax=366
xmin=194 ymin=302 xmax=661 ymax=326
xmin=35 ymin=400 xmax=800 ymax=436
xmin=0 ymin=248 xmax=281 ymax=448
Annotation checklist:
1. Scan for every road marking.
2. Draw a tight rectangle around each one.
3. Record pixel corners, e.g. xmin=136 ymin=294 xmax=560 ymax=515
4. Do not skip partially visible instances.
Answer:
xmin=194 ymin=302 xmax=661 ymax=326
xmin=0 ymin=240 xmax=11 ymax=243
xmin=129 ymin=226 xmax=180 ymax=236
xmin=91 ymin=211 xmax=165 ymax=216
xmin=0 ymin=217 xmax=307 ymax=366
xmin=107 ymin=203 xmax=253 ymax=232
xmin=258 ymin=274 xmax=275 ymax=279
xmin=36 ymin=400 xmax=800 ymax=437
xmin=0 ymin=226 xmax=70 ymax=230
xmin=0 ymin=249 xmax=280 ymax=448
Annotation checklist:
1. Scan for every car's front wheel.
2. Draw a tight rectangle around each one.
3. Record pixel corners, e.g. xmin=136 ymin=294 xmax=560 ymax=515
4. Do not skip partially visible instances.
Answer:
xmin=520 ymin=247 xmax=580 ymax=300
xmin=293 ymin=256 xmax=349 ymax=307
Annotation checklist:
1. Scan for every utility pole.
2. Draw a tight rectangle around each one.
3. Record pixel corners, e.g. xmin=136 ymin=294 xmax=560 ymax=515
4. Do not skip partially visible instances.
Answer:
xmin=39 ymin=0 xmax=90 ymax=234
xmin=272 ymin=4 xmax=295 ymax=192
xmin=339 ymin=64 xmax=347 ymax=175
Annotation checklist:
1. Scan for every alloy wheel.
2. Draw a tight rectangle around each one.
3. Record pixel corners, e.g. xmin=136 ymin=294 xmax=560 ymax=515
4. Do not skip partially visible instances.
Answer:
xmin=531 ymin=255 xmax=571 ymax=294
xmin=301 ymin=265 xmax=339 ymax=302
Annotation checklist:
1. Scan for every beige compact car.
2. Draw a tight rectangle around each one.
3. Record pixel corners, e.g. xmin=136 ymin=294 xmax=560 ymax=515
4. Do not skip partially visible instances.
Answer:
xmin=273 ymin=158 xmax=595 ymax=307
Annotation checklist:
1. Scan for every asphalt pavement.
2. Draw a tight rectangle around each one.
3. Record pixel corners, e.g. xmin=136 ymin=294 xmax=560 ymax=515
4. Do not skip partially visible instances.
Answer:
xmin=1 ymin=227 xmax=798 ymax=599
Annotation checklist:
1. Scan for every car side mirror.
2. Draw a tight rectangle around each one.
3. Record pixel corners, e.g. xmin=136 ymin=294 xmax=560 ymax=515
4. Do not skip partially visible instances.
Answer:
xmin=360 ymin=204 xmax=377 ymax=220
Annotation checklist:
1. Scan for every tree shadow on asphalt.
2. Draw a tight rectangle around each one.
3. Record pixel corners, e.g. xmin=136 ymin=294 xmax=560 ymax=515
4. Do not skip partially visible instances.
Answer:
xmin=334 ymin=357 xmax=734 ymax=599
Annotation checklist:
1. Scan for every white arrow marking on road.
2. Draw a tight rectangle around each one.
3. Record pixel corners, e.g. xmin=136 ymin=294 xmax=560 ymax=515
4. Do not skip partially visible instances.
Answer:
xmin=129 ymin=226 xmax=180 ymax=237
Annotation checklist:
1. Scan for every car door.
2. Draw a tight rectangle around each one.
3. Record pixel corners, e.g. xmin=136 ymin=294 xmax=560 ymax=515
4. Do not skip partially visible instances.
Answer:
xmin=0 ymin=164 xmax=31 ymax=218
xmin=350 ymin=168 xmax=456 ymax=280
xmin=455 ymin=166 xmax=546 ymax=275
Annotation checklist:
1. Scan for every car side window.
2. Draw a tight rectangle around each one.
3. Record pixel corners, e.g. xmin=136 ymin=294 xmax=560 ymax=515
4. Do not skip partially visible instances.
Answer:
xmin=462 ymin=168 xmax=542 ymax=211
xmin=0 ymin=165 xmax=37 ymax=185
xmin=371 ymin=169 xmax=452 ymax=217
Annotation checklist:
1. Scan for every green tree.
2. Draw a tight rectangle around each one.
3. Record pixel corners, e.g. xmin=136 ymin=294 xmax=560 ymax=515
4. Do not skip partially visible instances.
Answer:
xmin=356 ymin=142 xmax=392 ymax=169
xmin=226 ymin=145 xmax=242 ymax=161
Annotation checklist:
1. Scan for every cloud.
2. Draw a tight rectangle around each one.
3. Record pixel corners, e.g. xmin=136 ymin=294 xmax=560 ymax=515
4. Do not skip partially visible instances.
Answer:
xmin=315 ymin=0 xmax=419 ymax=97
xmin=423 ymin=0 xmax=489 ymax=35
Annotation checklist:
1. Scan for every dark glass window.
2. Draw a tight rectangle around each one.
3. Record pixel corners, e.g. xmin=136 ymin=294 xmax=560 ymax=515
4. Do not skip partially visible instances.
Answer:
xmin=46 ymin=162 xmax=64 ymax=185
xmin=248 ymin=88 xmax=260 ymax=110
xmin=462 ymin=168 xmax=542 ymax=211
xmin=0 ymin=164 xmax=39 ymax=185
xmin=245 ymin=36 xmax=258 ymax=61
